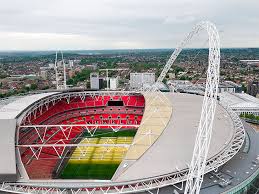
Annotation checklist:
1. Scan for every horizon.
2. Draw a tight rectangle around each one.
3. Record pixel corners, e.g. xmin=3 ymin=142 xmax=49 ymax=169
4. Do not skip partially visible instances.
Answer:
xmin=0 ymin=47 xmax=258 ymax=53
xmin=0 ymin=0 xmax=258 ymax=50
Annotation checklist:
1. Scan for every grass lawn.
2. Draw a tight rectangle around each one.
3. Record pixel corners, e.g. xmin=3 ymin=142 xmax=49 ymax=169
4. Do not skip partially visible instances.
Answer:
xmin=59 ymin=129 xmax=136 ymax=180
xmin=83 ymin=129 xmax=137 ymax=138
xmin=60 ymin=163 xmax=120 ymax=180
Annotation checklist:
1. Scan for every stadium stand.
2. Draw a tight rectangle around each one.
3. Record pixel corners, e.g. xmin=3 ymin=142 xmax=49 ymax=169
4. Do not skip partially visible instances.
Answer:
xmin=18 ymin=94 xmax=145 ymax=179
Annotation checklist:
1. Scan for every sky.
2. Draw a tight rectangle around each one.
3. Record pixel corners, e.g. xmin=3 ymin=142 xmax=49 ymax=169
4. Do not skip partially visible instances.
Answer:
xmin=0 ymin=0 xmax=258 ymax=50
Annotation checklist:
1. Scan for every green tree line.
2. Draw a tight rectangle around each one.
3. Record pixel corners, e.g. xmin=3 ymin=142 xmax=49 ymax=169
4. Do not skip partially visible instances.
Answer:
xmin=67 ymin=69 xmax=93 ymax=86
xmin=240 ymin=113 xmax=259 ymax=121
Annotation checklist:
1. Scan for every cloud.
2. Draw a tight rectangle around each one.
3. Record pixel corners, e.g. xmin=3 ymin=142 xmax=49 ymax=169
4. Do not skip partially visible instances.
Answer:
xmin=0 ymin=0 xmax=258 ymax=50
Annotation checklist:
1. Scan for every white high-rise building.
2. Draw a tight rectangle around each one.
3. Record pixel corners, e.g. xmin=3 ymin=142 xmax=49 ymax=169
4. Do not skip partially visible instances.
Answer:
xmin=69 ymin=60 xmax=74 ymax=68
xmin=90 ymin=73 xmax=99 ymax=90
xmin=130 ymin=73 xmax=155 ymax=90
xmin=110 ymin=77 xmax=119 ymax=90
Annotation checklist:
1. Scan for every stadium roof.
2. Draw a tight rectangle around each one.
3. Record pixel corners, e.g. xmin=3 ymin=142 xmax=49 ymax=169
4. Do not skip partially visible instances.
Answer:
xmin=115 ymin=93 xmax=235 ymax=182
xmin=0 ymin=92 xmax=58 ymax=119
xmin=219 ymin=92 xmax=259 ymax=110
xmin=0 ymin=119 xmax=17 ymax=182
xmin=1 ymin=91 xmax=243 ymax=190
xmin=0 ymin=92 xmax=58 ymax=182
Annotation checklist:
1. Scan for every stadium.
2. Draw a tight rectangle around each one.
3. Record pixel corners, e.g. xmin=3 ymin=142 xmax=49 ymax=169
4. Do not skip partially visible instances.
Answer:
xmin=0 ymin=21 xmax=259 ymax=194
xmin=1 ymin=89 xmax=258 ymax=194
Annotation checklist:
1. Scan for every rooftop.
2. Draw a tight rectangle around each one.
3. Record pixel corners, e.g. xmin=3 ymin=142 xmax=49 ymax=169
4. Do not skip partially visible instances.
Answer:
xmin=220 ymin=92 xmax=259 ymax=110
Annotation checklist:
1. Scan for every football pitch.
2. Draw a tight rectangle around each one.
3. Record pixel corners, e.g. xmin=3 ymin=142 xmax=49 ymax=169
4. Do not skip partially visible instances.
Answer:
xmin=59 ymin=130 xmax=136 ymax=179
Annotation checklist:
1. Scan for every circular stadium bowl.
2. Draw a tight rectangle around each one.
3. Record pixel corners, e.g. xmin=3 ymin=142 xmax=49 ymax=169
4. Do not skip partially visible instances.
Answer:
xmin=0 ymin=91 xmax=244 ymax=193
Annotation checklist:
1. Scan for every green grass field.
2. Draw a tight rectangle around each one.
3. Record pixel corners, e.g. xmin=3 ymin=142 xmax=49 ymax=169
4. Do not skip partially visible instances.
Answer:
xmin=82 ymin=129 xmax=137 ymax=138
xmin=59 ymin=130 xmax=136 ymax=180
xmin=60 ymin=163 xmax=120 ymax=180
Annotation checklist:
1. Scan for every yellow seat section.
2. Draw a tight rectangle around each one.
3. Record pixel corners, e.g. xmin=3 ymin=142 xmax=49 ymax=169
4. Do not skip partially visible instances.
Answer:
xmin=66 ymin=136 xmax=133 ymax=166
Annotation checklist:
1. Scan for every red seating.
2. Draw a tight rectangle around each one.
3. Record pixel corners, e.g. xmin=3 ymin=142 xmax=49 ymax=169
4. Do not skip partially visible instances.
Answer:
xmin=25 ymin=157 xmax=58 ymax=179
xmin=19 ymin=94 xmax=145 ymax=179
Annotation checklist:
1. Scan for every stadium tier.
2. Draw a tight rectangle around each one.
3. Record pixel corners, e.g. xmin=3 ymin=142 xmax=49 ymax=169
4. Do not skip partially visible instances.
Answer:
xmin=18 ymin=93 xmax=145 ymax=179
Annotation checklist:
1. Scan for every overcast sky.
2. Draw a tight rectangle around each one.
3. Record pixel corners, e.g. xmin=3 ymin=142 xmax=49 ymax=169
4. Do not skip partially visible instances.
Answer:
xmin=0 ymin=0 xmax=258 ymax=50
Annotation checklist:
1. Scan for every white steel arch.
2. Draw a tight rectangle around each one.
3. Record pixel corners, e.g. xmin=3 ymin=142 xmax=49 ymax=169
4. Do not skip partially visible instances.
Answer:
xmin=154 ymin=21 xmax=220 ymax=194
xmin=184 ymin=21 xmax=220 ymax=194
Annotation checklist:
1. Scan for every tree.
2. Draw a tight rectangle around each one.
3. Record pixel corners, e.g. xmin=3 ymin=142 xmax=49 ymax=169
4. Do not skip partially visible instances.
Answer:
xmin=67 ymin=68 xmax=93 ymax=86
xmin=241 ymin=83 xmax=247 ymax=93
xmin=179 ymin=76 xmax=187 ymax=80
xmin=30 ymin=83 xmax=37 ymax=90
xmin=67 ymin=78 xmax=74 ymax=85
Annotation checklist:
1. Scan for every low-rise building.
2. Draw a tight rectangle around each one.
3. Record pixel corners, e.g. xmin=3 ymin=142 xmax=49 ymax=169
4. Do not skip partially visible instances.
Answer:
xmin=130 ymin=73 xmax=155 ymax=90
xmin=220 ymin=92 xmax=259 ymax=116
xmin=218 ymin=81 xmax=242 ymax=93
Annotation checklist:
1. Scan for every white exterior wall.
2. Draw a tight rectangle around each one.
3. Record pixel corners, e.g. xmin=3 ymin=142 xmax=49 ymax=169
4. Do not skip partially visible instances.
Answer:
xmin=90 ymin=73 xmax=99 ymax=90
xmin=110 ymin=77 xmax=118 ymax=90
xmin=130 ymin=73 xmax=155 ymax=90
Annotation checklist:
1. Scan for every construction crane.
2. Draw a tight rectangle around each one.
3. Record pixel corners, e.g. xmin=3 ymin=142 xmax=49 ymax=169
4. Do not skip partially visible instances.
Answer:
xmin=99 ymin=68 xmax=128 ymax=90
xmin=54 ymin=51 xmax=67 ymax=90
